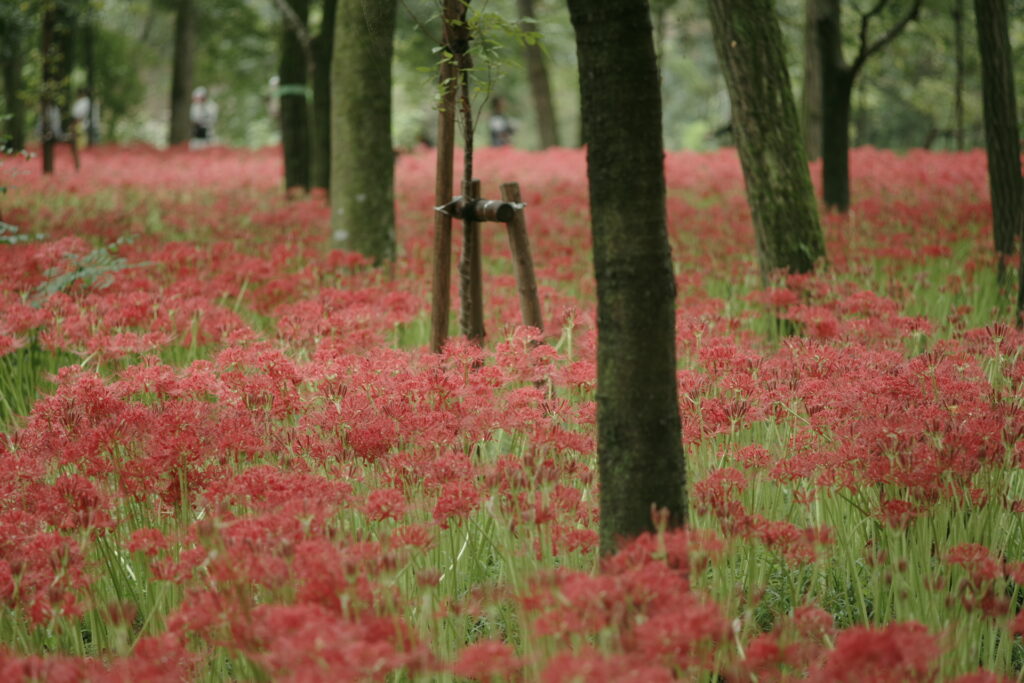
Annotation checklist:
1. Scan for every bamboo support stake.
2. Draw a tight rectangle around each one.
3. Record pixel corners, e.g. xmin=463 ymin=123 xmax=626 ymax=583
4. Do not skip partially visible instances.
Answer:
xmin=459 ymin=179 xmax=486 ymax=344
xmin=429 ymin=59 xmax=456 ymax=353
xmin=500 ymin=182 xmax=543 ymax=331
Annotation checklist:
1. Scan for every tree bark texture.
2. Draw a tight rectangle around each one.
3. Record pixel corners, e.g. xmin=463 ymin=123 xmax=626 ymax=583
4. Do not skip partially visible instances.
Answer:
xmin=168 ymin=0 xmax=196 ymax=146
xmin=312 ymin=0 xmax=336 ymax=189
xmin=281 ymin=0 xmax=310 ymax=191
xmin=973 ymin=0 xmax=1022 ymax=264
xmin=709 ymin=0 xmax=825 ymax=277
xmin=331 ymin=0 xmax=397 ymax=263
xmin=801 ymin=0 xmax=822 ymax=160
xmin=2 ymin=24 xmax=26 ymax=151
xmin=567 ymin=0 xmax=687 ymax=556
xmin=517 ymin=0 xmax=560 ymax=148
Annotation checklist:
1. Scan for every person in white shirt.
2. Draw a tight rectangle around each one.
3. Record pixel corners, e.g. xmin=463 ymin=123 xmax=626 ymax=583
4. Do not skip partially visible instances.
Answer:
xmin=488 ymin=96 xmax=514 ymax=147
xmin=70 ymin=88 xmax=99 ymax=148
xmin=189 ymin=86 xmax=219 ymax=149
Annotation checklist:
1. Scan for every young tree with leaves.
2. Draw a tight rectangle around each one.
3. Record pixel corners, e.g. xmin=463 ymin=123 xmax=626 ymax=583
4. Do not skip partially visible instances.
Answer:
xmin=816 ymin=0 xmax=921 ymax=211
xmin=331 ymin=0 xmax=397 ymax=263
xmin=709 ymin=0 xmax=825 ymax=278
xmin=567 ymin=0 xmax=686 ymax=555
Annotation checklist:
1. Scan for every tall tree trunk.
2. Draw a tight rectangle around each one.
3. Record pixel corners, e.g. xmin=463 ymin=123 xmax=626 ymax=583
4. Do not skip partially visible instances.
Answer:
xmin=331 ymin=0 xmax=397 ymax=263
xmin=953 ymin=0 xmax=965 ymax=151
xmin=281 ymin=0 xmax=310 ymax=191
xmin=311 ymin=0 xmax=336 ymax=189
xmin=41 ymin=4 xmax=72 ymax=174
xmin=709 ymin=0 xmax=825 ymax=278
xmin=817 ymin=0 xmax=850 ymax=211
xmin=816 ymin=0 xmax=920 ymax=212
xmin=567 ymin=0 xmax=686 ymax=556
xmin=168 ymin=0 xmax=196 ymax=146
xmin=84 ymin=18 xmax=97 ymax=146
xmin=801 ymin=0 xmax=822 ymax=160
xmin=2 ymin=27 xmax=26 ymax=151
xmin=821 ymin=66 xmax=853 ymax=212
xmin=973 ymin=0 xmax=1022 ymax=272
xmin=517 ymin=0 xmax=559 ymax=148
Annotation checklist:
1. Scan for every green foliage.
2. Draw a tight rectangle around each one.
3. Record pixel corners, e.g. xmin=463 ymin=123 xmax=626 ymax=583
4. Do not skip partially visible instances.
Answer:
xmin=35 ymin=234 xmax=148 ymax=298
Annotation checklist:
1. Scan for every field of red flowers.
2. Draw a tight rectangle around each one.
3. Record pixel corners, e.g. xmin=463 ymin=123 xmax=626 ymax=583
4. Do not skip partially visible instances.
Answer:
xmin=0 ymin=143 xmax=1021 ymax=681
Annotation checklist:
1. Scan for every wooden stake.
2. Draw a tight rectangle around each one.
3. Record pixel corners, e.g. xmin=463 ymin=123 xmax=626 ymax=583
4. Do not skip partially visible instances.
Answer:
xmin=459 ymin=179 xmax=485 ymax=345
xmin=500 ymin=182 xmax=543 ymax=331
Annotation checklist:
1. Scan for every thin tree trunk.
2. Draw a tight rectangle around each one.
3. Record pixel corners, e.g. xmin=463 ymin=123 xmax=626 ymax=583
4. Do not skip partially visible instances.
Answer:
xmin=818 ymin=0 xmax=851 ymax=211
xmin=41 ymin=9 xmax=55 ymax=174
xmin=168 ymin=0 xmax=196 ymax=146
xmin=84 ymin=18 xmax=97 ymax=146
xmin=331 ymin=0 xmax=397 ymax=263
xmin=954 ymin=0 xmax=965 ymax=151
xmin=428 ymin=0 xmax=469 ymax=352
xmin=973 ymin=0 xmax=1022 ymax=271
xmin=2 ymin=28 xmax=26 ymax=151
xmin=312 ymin=0 xmax=336 ymax=190
xmin=801 ymin=0 xmax=822 ymax=160
xmin=517 ymin=0 xmax=559 ymax=148
xmin=822 ymin=70 xmax=853 ymax=211
xmin=709 ymin=0 xmax=826 ymax=278
xmin=281 ymin=0 xmax=310 ymax=191
xmin=41 ymin=5 xmax=73 ymax=174
xmin=568 ymin=0 xmax=686 ymax=556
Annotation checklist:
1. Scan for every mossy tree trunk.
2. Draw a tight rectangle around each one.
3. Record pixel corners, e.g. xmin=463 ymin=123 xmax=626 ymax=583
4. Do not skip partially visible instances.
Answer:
xmin=973 ymin=0 xmax=1022 ymax=277
xmin=567 ymin=0 xmax=687 ymax=556
xmin=709 ymin=0 xmax=825 ymax=278
xmin=517 ymin=0 xmax=559 ymax=148
xmin=311 ymin=0 xmax=336 ymax=190
xmin=331 ymin=0 xmax=397 ymax=263
xmin=280 ymin=0 xmax=310 ymax=192
xmin=168 ymin=0 xmax=195 ymax=146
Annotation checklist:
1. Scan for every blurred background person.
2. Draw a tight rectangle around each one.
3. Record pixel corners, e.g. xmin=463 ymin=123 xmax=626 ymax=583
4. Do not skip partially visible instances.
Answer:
xmin=189 ymin=86 xmax=218 ymax=149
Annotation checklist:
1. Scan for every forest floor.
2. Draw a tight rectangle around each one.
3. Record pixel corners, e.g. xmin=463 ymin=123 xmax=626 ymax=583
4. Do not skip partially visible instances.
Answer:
xmin=0 ymin=144 xmax=1021 ymax=681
